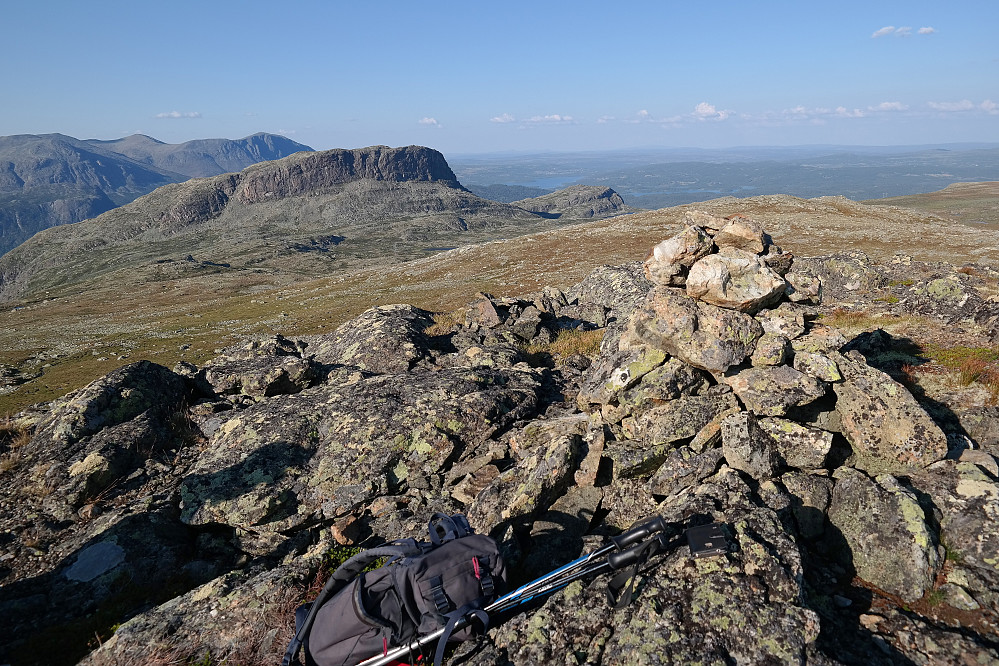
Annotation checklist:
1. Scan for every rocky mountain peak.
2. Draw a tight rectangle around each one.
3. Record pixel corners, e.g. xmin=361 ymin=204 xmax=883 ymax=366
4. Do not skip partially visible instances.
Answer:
xmin=1 ymin=213 xmax=997 ymax=665
xmin=235 ymin=145 xmax=463 ymax=204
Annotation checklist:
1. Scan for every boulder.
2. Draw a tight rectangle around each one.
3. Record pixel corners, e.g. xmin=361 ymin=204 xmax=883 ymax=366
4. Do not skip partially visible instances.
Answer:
xmin=624 ymin=392 xmax=741 ymax=447
xmin=781 ymin=471 xmax=833 ymax=540
xmin=910 ymin=461 xmax=999 ymax=612
xmin=750 ymin=333 xmax=791 ymax=367
xmin=686 ymin=248 xmax=787 ymax=314
xmin=622 ymin=287 xmax=763 ymax=373
xmin=720 ymin=411 xmax=783 ymax=480
xmin=758 ymin=417 xmax=833 ymax=470
xmin=826 ymin=468 xmax=940 ymax=603
xmin=576 ymin=345 xmax=667 ymax=406
xmin=179 ymin=366 xmax=541 ymax=533
xmin=310 ymin=304 xmax=435 ymax=373
xmin=831 ymin=351 xmax=948 ymax=475
xmin=643 ymin=225 xmax=714 ymax=286
xmin=784 ymin=271 xmax=822 ymax=304
xmin=712 ymin=215 xmax=770 ymax=254
xmin=722 ymin=365 xmax=828 ymax=417
xmin=792 ymin=350 xmax=842 ymax=383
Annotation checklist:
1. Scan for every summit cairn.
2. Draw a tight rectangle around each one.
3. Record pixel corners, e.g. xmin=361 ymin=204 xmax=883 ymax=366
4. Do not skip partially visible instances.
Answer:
xmin=589 ymin=210 xmax=948 ymax=480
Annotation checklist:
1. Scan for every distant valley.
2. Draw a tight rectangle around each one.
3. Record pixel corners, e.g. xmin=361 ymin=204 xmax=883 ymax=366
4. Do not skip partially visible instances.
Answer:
xmin=452 ymin=143 xmax=999 ymax=210
xmin=0 ymin=132 xmax=313 ymax=256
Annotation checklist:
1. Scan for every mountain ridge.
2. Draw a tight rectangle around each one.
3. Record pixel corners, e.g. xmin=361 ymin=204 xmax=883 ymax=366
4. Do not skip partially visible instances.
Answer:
xmin=0 ymin=132 xmax=313 ymax=256
xmin=0 ymin=145 xmax=633 ymax=304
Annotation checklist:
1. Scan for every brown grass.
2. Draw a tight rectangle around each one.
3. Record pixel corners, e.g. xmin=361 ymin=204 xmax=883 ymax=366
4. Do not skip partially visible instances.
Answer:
xmin=958 ymin=358 xmax=988 ymax=386
xmin=0 ymin=415 xmax=32 ymax=473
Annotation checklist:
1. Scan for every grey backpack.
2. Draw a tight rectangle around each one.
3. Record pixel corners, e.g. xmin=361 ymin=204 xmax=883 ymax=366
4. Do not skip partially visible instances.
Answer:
xmin=283 ymin=514 xmax=505 ymax=666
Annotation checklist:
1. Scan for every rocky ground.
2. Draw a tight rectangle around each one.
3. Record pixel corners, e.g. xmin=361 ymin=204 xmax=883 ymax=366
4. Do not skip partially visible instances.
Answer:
xmin=1 ymin=211 xmax=998 ymax=665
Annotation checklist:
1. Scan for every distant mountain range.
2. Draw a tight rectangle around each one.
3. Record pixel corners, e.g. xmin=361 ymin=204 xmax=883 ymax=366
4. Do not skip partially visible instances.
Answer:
xmin=0 ymin=145 xmax=633 ymax=304
xmin=0 ymin=132 xmax=313 ymax=256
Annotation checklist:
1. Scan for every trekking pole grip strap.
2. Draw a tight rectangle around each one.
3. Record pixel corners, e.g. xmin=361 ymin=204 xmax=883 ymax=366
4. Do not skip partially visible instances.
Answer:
xmin=610 ymin=516 xmax=667 ymax=550
xmin=607 ymin=534 xmax=667 ymax=570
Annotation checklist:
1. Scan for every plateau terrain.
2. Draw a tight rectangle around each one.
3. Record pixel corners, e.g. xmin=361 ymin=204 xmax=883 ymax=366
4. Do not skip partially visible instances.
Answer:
xmin=0 ymin=145 xmax=998 ymax=666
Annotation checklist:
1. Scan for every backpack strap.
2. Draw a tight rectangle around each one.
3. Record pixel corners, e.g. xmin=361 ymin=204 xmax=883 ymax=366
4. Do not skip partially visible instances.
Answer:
xmin=428 ymin=513 xmax=473 ymax=545
xmin=282 ymin=543 xmax=422 ymax=666
xmin=433 ymin=604 xmax=489 ymax=666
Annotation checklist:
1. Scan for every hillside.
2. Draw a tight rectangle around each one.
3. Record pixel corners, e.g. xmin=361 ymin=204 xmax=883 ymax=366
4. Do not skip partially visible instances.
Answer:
xmin=866 ymin=181 xmax=999 ymax=226
xmin=0 ymin=146 xmax=638 ymax=307
xmin=1 ymin=211 xmax=997 ymax=665
xmin=512 ymin=184 xmax=641 ymax=218
xmin=0 ymin=132 xmax=312 ymax=256
xmin=2 ymin=187 xmax=997 ymax=416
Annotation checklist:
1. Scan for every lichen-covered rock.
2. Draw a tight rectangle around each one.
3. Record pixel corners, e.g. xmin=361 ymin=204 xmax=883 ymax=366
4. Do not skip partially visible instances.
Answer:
xmin=28 ymin=360 xmax=188 ymax=449
xmin=470 ymin=468 xmax=820 ymax=666
xmin=910 ymin=461 xmax=999 ymax=612
xmin=180 ymin=366 xmax=541 ymax=531
xmin=686 ymin=248 xmax=787 ymax=314
xmin=785 ymin=271 xmax=823 ymax=304
xmin=720 ymin=411 xmax=783 ymax=480
xmin=202 ymin=354 xmax=318 ymax=399
xmin=643 ymin=225 xmax=714 ymax=286
xmin=80 ymin=553 xmax=312 ymax=666
xmin=647 ymin=446 xmax=725 ymax=496
xmin=712 ymin=215 xmax=769 ymax=252
xmin=957 ymin=406 xmax=999 ymax=456
xmin=759 ymin=417 xmax=833 ymax=470
xmin=468 ymin=416 xmax=584 ymax=527
xmin=624 ymin=392 xmax=741 ymax=448
xmin=827 ymin=468 xmax=940 ymax=603
xmin=722 ymin=365 xmax=828 ymax=417
xmin=576 ymin=344 xmax=667 ymax=406
xmin=566 ymin=261 xmax=653 ymax=325
xmin=780 ymin=471 xmax=833 ymax=539
xmin=310 ymin=304 xmax=435 ymax=373
xmin=756 ymin=302 xmax=808 ymax=340
xmin=608 ymin=358 xmax=711 ymax=422
xmin=622 ymin=287 xmax=763 ymax=373
xmin=793 ymin=350 xmax=842 ymax=382
xmin=750 ymin=332 xmax=791 ymax=366
xmin=831 ymin=351 xmax=948 ymax=475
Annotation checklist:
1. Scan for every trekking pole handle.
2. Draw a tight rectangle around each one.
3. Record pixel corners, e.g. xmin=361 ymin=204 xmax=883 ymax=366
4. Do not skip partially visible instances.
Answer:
xmin=610 ymin=516 xmax=667 ymax=550
xmin=606 ymin=534 xmax=668 ymax=570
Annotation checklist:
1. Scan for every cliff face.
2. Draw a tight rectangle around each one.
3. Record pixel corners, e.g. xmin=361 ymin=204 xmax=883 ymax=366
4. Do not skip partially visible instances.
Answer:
xmin=2 ymin=212 xmax=997 ymax=665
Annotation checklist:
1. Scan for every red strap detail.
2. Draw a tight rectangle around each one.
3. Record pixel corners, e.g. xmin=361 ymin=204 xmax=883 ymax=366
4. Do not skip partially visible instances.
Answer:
xmin=472 ymin=556 xmax=481 ymax=579
xmin=383 ymin=637 xmax=388 ymax=655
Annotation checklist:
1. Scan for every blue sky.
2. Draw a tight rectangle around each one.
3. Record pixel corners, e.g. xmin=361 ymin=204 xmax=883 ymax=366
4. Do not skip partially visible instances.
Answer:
xmin=2 ymin=0 xmax=997 ymax=154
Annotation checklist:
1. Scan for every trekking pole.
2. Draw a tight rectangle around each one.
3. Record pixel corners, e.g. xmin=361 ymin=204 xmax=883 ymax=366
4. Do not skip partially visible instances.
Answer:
xmin=357 ymin=517 xmax=672 ymax=666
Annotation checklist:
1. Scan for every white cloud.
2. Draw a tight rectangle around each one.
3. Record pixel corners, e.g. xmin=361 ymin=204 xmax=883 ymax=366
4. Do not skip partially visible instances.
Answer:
xmin=870 ymin=101 xmax=908 ymax=112
xmin=693 ymin=102 xmax=731 ymax=121
xmin=835 ymin=106 xmax=866 ymax=118
xmin=490 ymin=113 xmax=516 ymax=124
xmin=982 ymin=100 xmax=998 ymax=115
xmin=928 ymin=99 xmax=976 ymax=112
xmin=637 ymin=109 xmax=650 ymax=119
xmin=873 ymin=25 xmax=935 ymax=38
xmin=524 ymin=114 xmax=575 ymax=124
xmin=155 ymin=111 xmax=202 ymax=119
xmin=418 ymin=117 xmax=440 ymax=127
xmin=597 ymin=115 xmax=615 ymax=124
